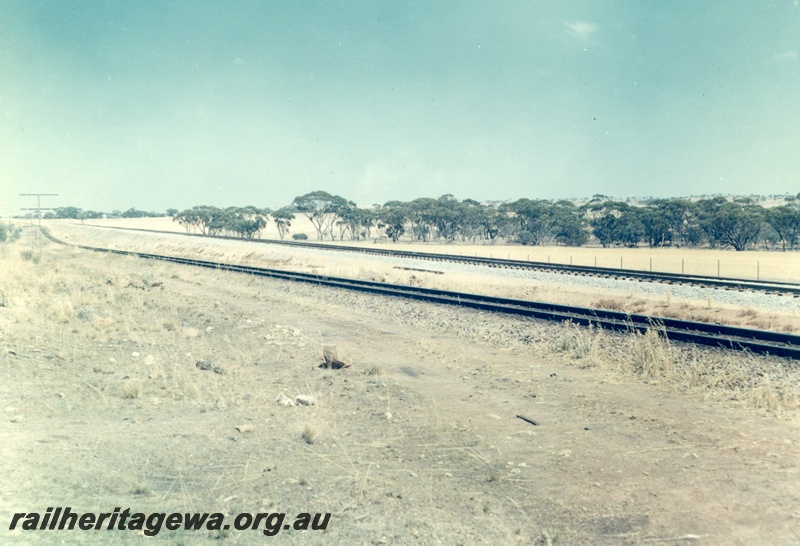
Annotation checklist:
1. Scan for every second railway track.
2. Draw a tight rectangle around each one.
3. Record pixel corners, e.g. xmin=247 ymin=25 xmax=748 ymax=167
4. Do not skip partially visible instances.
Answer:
xmin=41 ymin=227 xmax=800 ymax=360
xmin=59 ymin=223 xmax=800 ymax=297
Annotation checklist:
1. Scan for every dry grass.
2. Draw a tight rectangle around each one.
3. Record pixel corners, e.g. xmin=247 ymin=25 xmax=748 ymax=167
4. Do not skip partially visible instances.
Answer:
xmin=551 ymin=321 xmax=676 ymax=381
xmin=538 ymin=319 xmax=799 ymax=413
xmin=301 ymin=424 xmax=317 ymax=445
xmin=744 ymin=375 xmax=799 ymax=412
xmin=626 ymin=328 xmax=675 ymax=380
xmin=555 ymin=322 xmax=601 ymax=365
xmin=593 ymin=297 xmax=649 ymax=314
xmin=0 ymin=243 xmax=263 ymax=413
xmin=593 ymin=298 xmax=625 ymax=312
xmin=122 ymin=378 xmax=143 ymax=399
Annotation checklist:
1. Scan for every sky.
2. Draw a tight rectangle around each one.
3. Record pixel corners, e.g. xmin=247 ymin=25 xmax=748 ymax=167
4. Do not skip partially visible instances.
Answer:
xmin=2 ymin=1 xmax=799 ymax=215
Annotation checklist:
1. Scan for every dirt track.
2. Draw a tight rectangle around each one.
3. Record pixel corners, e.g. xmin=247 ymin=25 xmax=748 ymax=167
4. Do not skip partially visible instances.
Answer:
xmin=1 ymin=235 xmax=799 ymax=544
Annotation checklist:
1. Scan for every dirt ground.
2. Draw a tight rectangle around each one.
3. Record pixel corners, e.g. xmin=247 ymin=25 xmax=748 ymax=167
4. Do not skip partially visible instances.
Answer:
xmin=1 ymin=233 xmax=800 ymax=545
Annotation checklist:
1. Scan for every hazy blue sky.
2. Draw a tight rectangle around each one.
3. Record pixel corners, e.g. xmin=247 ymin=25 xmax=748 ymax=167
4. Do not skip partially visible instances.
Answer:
xmin=2 ymin=1 xmax=799 ymax=214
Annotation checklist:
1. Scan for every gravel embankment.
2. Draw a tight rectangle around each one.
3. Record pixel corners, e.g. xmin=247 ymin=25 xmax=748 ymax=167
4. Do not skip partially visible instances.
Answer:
xmin=244 ymin=243 xmax=800 ymax=314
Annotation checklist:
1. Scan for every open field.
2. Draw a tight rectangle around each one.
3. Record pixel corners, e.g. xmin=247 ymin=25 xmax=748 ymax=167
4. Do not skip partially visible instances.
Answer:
xmin=68 ymin=217 xmax=800 ymax=283
xmin=2 ymin=230 xmax=800 ymax=544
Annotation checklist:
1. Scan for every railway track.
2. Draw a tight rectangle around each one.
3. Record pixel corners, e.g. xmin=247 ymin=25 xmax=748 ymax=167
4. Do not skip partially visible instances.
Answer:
xmin=41 ymin=227 xmax=800 ymax=359
xmin=59 ymin=223 xmax=800 ymax=297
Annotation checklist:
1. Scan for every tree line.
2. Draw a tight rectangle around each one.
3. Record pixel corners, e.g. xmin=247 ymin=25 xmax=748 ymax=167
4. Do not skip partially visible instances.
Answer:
xmin=42 ymin=207 xmax=163 ymax=221
xmin=169 ymin=192 xmax=800 ymax=251
xmin=42 ymin=192 xmax=800 ymax=251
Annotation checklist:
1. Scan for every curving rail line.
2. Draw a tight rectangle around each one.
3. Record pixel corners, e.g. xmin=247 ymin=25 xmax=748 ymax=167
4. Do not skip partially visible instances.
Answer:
xmin=41 ymin=227 xmax=800 ymax=359
xmin=58 ymin=223 xmax=800 ymax=297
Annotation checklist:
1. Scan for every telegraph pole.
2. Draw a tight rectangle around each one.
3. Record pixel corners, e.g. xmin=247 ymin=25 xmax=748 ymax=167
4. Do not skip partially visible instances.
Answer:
xmin=19 ymin=193 xmax=58 ymax=255
xmin=19 ymin=193 xmax=58 ymax=227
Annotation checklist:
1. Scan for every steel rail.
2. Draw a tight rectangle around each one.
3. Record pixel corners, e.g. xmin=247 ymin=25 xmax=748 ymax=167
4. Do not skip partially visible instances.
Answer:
xmin=57 ymin=223 xmax=800 ymax=296
xmin=40 ymin=227 xmax=800 ymax=359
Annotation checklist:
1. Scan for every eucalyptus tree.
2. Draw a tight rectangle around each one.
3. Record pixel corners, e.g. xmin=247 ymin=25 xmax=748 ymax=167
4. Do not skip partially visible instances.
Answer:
xmin=376 ymin=201 xmax=409 ymax=242
xmin=639 ymin=207 xmax=672 ymax=248
xmin=336 ymin=202 xmax=374 ymax=240
xmin=292 ymin=191 xmax=349 ymax=240
xmin=272 ymin=207 xmax=295 ymax=240
xmin=646 ymin=199 xmax=698 ymax=247
xmin=406 ymin=197 xmax=437 ymax=241
xmin=223 ymin=206 xmax=269 ymax=239
xmin=765 ymin=205 xmax=800 ymax=251
xmin=502 ymin=199 xmax=587 ymax=246
xmin=585 ymin=201 xmax=644 ymax=247
xmin=697 ymin=198 xmax=763 ymax=251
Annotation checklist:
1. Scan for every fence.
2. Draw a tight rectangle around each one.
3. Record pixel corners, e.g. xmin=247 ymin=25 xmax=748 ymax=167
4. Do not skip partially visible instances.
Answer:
xmin=449 ymin=247 xmax=800 ymax=283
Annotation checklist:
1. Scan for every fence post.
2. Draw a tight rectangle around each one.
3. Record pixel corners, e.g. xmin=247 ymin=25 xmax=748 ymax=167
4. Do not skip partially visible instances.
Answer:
xmin=649 ymin=257 xmax=652 ymax=272
xmin=594 ymin=256 xmax=597 ymax=267
xmin=570 ymin=256 xmax=573 ymax=265
xmin=620 ymin=257 xmax=623 ymax=269
xmin=717 ymin=259 xmax=720 ymax=278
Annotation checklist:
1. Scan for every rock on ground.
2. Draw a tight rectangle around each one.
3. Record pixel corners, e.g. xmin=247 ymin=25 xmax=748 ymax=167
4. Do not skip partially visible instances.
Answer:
xmin=322 ymin=345 xmax=352 ymax=369
xmin=295 ymin=395 xmax=316 ymax=406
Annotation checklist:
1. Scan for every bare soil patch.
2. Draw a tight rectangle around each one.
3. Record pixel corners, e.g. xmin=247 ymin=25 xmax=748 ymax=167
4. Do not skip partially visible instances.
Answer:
xmin=2 ymin=235 xmax=799 ymax=544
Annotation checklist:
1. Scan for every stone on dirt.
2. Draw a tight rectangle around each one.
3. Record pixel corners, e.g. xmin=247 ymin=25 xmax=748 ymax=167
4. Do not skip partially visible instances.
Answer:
xmin=196 ymin=360 xmax=224 ymax=374
xmin=295 ymin=395 xmax=316 ymax=406
xmin=322 ymin=345 xmax=352 ymax=369
xmin=275 ymin=393 xmax=295 ymax=407
xmin=181 ymin=327 xmax=200 ymax=338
